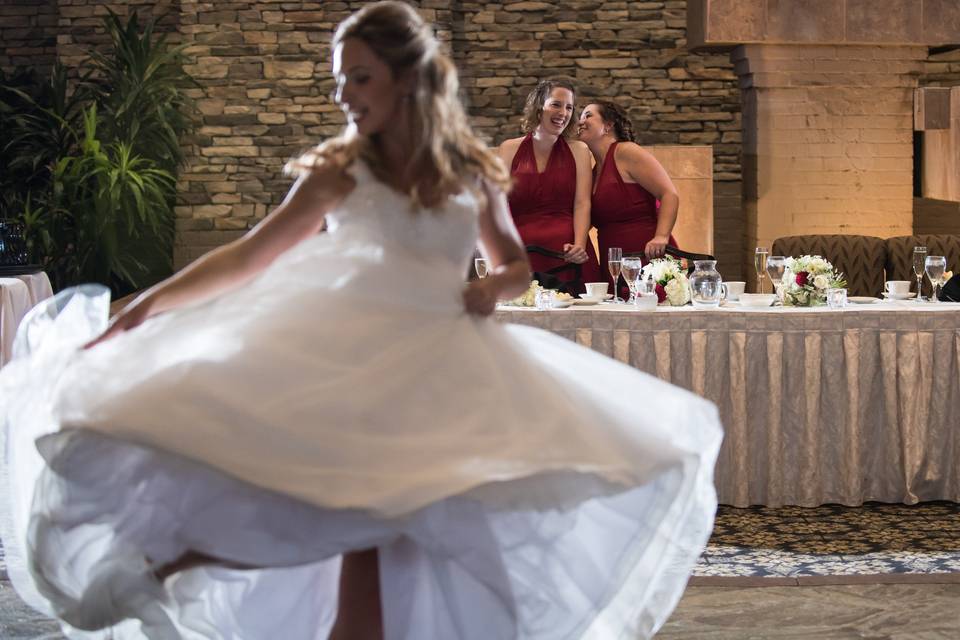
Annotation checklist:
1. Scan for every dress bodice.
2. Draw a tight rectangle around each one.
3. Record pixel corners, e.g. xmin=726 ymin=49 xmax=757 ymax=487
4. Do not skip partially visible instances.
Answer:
xmin=591 ymin=142 xmax=658 ymax=227
xmin=324 ymin=160 xmax=480 ymax=271
xmin=507 ymin=134 xmax=576 ymax=220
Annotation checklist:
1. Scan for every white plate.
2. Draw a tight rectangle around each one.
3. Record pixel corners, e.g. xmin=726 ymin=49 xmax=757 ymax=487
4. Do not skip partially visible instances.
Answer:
xmin=551 ymin=299 xmax=574 ymax=308
xmin=881 ymin=292 xmax=916 ymax=300
xmin=572 ymin=298 xmax=602 ymax=306
xmin=848 ymin=296 xmax=880 ymax=304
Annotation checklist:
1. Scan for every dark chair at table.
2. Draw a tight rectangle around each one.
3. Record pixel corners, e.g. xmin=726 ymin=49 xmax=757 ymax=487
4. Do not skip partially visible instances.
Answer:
xmin=771 ymin=234 xmax=887 ymax=297
xmin=525 ymin=245 xmax=584 ymax=295
xmin=884 ymin=234 xmax=960 ymax=299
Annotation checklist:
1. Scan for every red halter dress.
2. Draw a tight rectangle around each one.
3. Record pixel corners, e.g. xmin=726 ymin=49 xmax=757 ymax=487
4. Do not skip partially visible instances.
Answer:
xmin=507 ymin=135 xmax=600 ymax=291
xmin=592 ymin=142 xmax=676 ymax=298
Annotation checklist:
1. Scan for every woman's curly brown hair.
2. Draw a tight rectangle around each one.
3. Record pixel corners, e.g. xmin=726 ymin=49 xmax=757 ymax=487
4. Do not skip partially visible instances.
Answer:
xmin=521 ymin=78 xmax=577 ymax=137
xmin=592 ymin=100 xmax=636 ymax=143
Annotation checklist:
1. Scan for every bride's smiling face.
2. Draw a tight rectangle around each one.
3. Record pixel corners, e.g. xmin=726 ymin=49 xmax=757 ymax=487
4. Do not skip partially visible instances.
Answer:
xmin=333 ymin=37 xmax=410 ymax=136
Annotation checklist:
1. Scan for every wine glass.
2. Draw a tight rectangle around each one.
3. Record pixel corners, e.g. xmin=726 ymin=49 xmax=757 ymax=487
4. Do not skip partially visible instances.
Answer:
xmin=754 ymin=246 xmax=769 ymax=294
xmin=925 ymin=255 xmax=946 ymax=303
xmin=474 ymin=257 xmax=490 ymax=279
xmin=912 ymin=246 xmax=928 ymax=299
xmin=766 ymin=255 xmax=787 ymax=304
xmin=620 ymin=257 xmax=643 ymax=303
xmin=608 ymin=247 xmax=623 ymax=303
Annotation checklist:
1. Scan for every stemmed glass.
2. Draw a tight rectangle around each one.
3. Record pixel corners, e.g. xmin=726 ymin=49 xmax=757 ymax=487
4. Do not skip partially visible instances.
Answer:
xmin=608 ymin=247 xmax=623 ymax=303
xmin=620 ymin=257 xmax=643 ymax=303
xmin=912 ymin=246 xmax=928 ymax=299
xmin=755 ymin=246 xmax=769 ymax=294
xmin=925 ymin=255 xmax=946 ymax=303
xmin=474 ymin=257 xmax=490 ymax=279
xmin=766 ymin=255 xmax=787 ymax=304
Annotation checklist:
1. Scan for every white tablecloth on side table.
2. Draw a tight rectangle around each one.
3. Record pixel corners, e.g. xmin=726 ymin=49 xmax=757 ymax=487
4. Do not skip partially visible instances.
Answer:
xmin=15 ymin=271 xmax=54 ymax=307
xmin=0 ymin=278 xmax=33 ymax=367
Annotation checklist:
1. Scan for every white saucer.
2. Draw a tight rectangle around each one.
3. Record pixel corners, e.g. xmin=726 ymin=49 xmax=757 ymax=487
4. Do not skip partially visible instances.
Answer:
xmin=551 ymin=299 xmax=574 ymax=308
xmin=848 ymin=296 xmax=880 ymax=304
xmin=882 ymin=292 xmax=916 ymax=300
xmin=572 ymin=298 xmax=602 ymax=306
xmin=577 ymin=293 xmax=613 ymax=303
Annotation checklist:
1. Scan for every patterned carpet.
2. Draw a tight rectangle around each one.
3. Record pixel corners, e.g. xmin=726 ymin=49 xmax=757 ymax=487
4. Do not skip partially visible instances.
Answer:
xmin=695 ymin=502 xmax=960 ymax=579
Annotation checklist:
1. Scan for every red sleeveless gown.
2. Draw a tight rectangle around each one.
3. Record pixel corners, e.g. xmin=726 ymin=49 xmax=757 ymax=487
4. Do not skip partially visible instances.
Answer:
xmin=508 ymin=135 xmax=600 ymax=292
xmin=592 ymin=142 xmax=676 ymax=298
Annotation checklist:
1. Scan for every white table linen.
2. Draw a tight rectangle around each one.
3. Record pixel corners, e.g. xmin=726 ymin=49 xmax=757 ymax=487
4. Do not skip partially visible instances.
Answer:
xmin=0 ymin=278 xmax=33 ymax=367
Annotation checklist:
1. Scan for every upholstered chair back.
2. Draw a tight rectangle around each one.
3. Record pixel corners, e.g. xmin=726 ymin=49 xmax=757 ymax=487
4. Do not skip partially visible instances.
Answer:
xmin=771 ymin=235 xmax=887 ymax=297
xmin=884 ymin=235 xmax=960 ymax=298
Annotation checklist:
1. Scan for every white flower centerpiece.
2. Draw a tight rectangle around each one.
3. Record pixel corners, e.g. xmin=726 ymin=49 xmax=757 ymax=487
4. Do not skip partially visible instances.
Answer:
xmin=780 ymin=255 xmax=847 ymax=306
xmin=641 ymin=257 xmax=691 ymax=306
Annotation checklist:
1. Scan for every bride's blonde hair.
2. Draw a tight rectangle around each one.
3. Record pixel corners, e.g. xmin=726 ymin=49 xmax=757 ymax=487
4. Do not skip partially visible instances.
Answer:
xmin=285 ymin=1 xmax=509 ymax=209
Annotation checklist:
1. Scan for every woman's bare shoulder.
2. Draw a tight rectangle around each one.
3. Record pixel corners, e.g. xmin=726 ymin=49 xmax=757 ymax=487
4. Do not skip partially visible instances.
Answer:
xmin=496 ymin=136 xmax=524 ymax=166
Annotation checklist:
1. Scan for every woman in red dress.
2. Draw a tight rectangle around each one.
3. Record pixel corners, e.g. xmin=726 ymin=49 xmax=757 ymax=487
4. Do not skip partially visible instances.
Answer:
xmin=498 ymin=79 xmax=600 ymax=292
xmin=577 ymin=100 xmax=680 ymax=298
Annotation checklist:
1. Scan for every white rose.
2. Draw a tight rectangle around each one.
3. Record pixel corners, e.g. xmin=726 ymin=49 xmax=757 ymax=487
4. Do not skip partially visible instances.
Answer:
xmin=665 ymin=277 xmax=688 ymax=306
xmin=813 ymin=274 xmax=830 ymax=289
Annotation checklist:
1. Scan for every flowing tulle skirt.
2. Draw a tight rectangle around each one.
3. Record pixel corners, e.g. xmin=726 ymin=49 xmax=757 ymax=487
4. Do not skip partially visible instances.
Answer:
xmin=0 ymin=234 xmax=721 ymax=639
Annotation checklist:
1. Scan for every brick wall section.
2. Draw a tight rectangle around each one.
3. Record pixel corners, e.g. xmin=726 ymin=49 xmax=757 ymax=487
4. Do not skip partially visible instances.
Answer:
xmin=0 ymin=0 xmax=58 ymax=74
xmin=922 ymin=48 xmax=960 ymax=87
xmin=737 ymin=44 xmax=923 ymax=280
xmin=55 ymin=1 xmax=179 ymax=71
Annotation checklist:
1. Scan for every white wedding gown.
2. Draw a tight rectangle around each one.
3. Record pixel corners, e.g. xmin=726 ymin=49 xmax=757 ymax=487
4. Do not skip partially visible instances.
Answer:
xmin=0 ymin=161 xmax=722 ymax=640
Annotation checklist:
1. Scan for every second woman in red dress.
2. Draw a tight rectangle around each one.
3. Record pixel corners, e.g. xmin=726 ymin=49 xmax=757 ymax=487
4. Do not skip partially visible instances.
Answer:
xmin=498 ymin=79 xmax=600 ymax=292
xmin=577 ymin=100 xmax=680 ymax=299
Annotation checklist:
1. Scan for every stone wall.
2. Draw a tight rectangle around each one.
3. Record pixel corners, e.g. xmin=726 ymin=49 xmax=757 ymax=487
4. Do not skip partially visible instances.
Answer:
xmin=0 ymin=0 xmax=58 ymax=74
xmin=5 ymin=1 xmax=958 ymax=281
xmin=923 ymin=48 xmax=960 ymax=87
xmin=0 ymin=0 xmax=744 ymax=276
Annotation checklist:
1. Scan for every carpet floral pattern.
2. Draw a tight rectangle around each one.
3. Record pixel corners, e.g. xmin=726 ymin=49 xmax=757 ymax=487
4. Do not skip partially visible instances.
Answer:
xmin=695 ymin=502 xmax=960 ymax=577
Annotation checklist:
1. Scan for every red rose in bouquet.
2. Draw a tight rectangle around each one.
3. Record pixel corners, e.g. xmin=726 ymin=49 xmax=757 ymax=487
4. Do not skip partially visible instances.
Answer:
xmin=655 ymin=283 xmax=667 ymax=303
xmin=795 ymin=271 xmax=809 ymax=287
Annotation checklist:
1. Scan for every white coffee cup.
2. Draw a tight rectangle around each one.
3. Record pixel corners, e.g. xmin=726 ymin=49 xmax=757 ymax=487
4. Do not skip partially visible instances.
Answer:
xmin=584 ymin=282 xmax=609 ymax=298
xmin=722 ymin=281 xmax=746 ymax=301
xmin=885 ymin=280 xmax=911 ymax=295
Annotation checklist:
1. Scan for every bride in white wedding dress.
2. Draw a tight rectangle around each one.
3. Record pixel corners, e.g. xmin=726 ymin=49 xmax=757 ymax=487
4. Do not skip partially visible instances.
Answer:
xmin=0 ymin=3 xmax=722 ymax=639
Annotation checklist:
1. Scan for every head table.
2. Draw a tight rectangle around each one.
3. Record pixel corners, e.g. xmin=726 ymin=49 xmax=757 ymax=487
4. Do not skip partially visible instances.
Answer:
xmin=495 ymin=300 xmax=960 ymax=507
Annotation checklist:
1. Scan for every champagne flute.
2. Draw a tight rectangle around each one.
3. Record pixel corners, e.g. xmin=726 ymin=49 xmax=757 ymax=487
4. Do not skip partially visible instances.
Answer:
xmin=474 ymin=257 xmax=490 ymax=279
xmin=912 ymin=246 xmax=927 ymax=299
xmin=766 ymin=255 xmax=787 ymax=304
xmin=608 ymin=247 xmax=623 ymax=303
xmin=621 ymin=257 xmax=643 ymax=304
xmin=925 ymin=255 xmax=946 ymax=303
xmin=755 ymin=246 xmax=769 ymax=294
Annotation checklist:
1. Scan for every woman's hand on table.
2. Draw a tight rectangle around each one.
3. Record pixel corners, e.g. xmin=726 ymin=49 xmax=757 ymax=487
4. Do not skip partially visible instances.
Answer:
xmin=644 ymin=235 xmax=670 ymax=259
xmin=562 ymin=243 xmax=589 ymax=264
xmin=463 ymin=278 xmax=500 ymax=316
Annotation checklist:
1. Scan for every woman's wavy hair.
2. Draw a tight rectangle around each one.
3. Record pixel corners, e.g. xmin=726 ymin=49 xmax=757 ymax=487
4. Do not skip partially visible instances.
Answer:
xmin=521 ymin=78 xmax=577 ymax=137
xmin=592 ymin=100 xmax=636 ymax=143
xmin=286 ymin=1 xmax=508 ymax=210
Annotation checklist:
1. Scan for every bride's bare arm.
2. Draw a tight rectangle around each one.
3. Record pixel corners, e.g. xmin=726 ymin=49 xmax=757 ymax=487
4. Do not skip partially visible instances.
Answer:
xmin=463 ymin=181 xmax=530 ymax=316
xmin=88 ymin=167 xmax=354 ymax=346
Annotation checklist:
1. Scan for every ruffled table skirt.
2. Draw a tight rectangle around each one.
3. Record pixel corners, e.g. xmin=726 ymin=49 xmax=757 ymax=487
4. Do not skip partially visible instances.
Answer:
xmin=497 ymin=302 xmax=960 ymax=507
